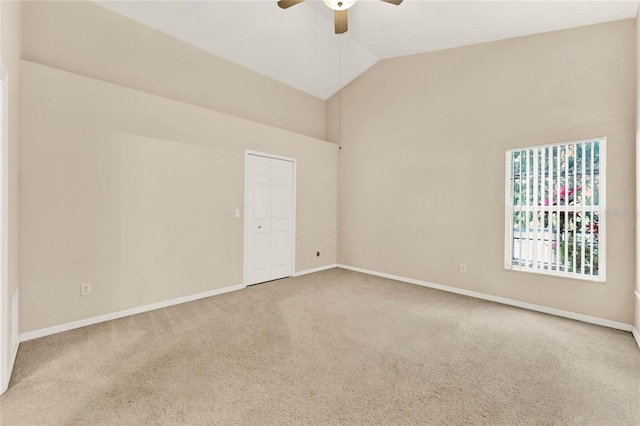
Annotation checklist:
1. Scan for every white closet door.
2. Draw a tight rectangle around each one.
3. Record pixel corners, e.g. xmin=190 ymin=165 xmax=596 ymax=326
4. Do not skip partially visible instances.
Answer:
xmin=270 ymin=159 xmax=294 ymax=280
xmin=245 ymin=154 xmax=294 ymax=285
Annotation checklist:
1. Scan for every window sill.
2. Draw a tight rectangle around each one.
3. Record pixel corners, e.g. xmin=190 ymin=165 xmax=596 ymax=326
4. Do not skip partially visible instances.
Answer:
xmin=505 ymin=265 xmax=606 ymax=283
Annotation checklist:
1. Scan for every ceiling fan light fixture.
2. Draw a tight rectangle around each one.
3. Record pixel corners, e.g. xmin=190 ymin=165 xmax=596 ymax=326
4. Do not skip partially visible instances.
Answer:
xmin=322 ymin=0 xmax=357 ymax=11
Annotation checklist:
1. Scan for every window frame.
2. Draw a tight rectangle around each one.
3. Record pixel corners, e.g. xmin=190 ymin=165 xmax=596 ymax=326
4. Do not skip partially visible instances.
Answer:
xmin=504 ymin=137 xmax=606 ymax=283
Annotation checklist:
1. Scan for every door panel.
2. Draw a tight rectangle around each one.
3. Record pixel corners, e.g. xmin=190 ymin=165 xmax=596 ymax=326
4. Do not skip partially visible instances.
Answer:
xmin=252 ymin=182 xmax=269 ymax=221
xmin=246 ymin=155 xmax=272 ymax=285
xmin=272 ymin=231 xmax=289 ymax=266
xmin=270 ymin=160 xmax=293 ymax=279
xmin=271 ymin=185 xmax=288 ymax=220
xmin=252 ymin=233 xmax=271 ymax=271
xmin=245 ymin=154 xmax=294 ymax=285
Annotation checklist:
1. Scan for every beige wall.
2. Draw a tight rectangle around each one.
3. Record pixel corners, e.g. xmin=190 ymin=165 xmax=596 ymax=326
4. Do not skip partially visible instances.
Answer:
xmin=332 ymin=20 xmax=636 ymax=324
xmin=325 ymin=95 xmax=341 ymax=145
xmin=1 ymin=0 xmax=22 ymax=380
xmin=636 ymin=306 xmax=640 ymax=337
xmin=637 ymin=8 xmax=640 ymax=129
xmin=22 ymin=0 xmax=326 ymax=140
xmin=636 ymin=10 xmax=640 ymax=334
xmin=19 ymin=60 xmax=337 ymax=333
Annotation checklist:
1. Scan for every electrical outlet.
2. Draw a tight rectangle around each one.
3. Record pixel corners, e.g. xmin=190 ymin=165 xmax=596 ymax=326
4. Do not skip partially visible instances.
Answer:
xmin=234 ymin=209 xmax=240 ymax=218
xmin=357 ymin=249 xmax=362 ymax=256
xmin=459 ymin=264 xmax=466 ymax=273
xmin=81 ymin=283 xmax=92 ymax=296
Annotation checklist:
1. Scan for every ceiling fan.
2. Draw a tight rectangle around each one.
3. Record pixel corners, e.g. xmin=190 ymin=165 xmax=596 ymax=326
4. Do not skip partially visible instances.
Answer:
xmin=277 ymin=0 xmax=403 ymax=34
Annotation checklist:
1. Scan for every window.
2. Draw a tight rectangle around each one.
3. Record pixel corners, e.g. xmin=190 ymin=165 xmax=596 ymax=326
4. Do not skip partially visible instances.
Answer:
xmin=505 ymin=138 xmax=605 ymax=281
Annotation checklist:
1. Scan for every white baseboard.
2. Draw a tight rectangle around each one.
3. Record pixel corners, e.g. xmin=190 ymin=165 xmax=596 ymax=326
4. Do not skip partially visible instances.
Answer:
xmin=16 ymin=268 xmax=639 ymax=346
xmin=337 ymin=264 xmax=633 ymax=332
xmin=292 ymin=264 xmax=337 ymax=277
xmin=19 ymin=283 xmax=245 ymax=342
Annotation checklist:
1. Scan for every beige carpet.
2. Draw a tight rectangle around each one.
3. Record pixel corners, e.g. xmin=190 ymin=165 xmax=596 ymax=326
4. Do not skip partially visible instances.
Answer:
xmin=1 ymin=268 xmax=639 ymax=425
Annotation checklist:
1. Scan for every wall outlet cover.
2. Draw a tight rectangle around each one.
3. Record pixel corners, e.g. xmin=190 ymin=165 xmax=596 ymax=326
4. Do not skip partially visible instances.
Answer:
xmin=81 ymin=283 xmax=92 ymax=296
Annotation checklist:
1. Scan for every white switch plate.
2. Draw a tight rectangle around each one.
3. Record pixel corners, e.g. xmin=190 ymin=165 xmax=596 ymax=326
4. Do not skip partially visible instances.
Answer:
xmin=459 ymin=264 xmax=466 ymax=273
xmin=357 ymin=249 xmax=362 ymax=256
xmin=234 ymin=209 xmax=240 ymax=218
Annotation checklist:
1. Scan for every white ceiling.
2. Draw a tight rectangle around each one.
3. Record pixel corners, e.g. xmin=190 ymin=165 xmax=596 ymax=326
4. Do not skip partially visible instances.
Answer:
xmin=95 ymin=1 xmax=639 ymax=100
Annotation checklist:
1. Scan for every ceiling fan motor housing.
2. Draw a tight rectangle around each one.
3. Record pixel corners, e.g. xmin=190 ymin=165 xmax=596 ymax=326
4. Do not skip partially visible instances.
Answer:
xmin=323 ymin=0 xmax=357 ymax=11
xmin=279 ymin=0 xmax=403 ymax=35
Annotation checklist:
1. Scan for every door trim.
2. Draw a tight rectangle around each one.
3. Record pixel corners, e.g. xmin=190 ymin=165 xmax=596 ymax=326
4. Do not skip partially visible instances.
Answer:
xmin=0 ymin=59 xmax=10 ymax=395
xmin=243 ymin=150 xmax=297 ymax=287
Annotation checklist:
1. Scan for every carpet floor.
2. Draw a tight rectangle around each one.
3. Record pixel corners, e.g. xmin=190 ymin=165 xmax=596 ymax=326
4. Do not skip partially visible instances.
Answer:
xmin=1 ymin=268 xmax=639 ymax=425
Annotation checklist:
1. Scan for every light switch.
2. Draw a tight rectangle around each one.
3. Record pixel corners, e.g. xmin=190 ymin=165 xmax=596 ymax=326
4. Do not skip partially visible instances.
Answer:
xmin=234 ymin=209 xmax=240 ymax=218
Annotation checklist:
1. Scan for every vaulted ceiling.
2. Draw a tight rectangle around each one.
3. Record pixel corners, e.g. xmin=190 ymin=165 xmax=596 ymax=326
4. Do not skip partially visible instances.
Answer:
xmin=95 ymin=1 xmax=639 ymax=100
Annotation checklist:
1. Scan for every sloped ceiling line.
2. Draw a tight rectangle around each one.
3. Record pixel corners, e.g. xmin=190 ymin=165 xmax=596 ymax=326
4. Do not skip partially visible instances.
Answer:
xmin=94 ymin=0 xmax=639 ymax=100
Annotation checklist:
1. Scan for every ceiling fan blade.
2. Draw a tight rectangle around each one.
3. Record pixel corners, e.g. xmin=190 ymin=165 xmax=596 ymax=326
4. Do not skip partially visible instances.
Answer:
xmin=380 ymin=0 xmax=403 ymax=5
xmin=277 ymin=0 xmax=305 ymax=9
xmin=334 ymin=10 xmax=348 ymax=34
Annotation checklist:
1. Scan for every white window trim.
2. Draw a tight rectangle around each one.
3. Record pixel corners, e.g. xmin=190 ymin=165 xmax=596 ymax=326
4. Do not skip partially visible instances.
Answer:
xmin=504 ymin=137 xmax=606 ymax=283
